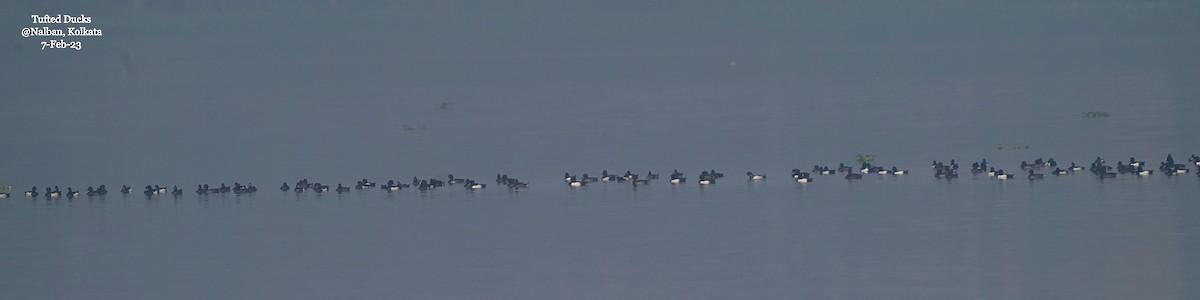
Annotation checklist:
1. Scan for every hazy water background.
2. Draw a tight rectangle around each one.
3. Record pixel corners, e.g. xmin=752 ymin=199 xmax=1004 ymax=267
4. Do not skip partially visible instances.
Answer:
xmin=2 ymin=1 xmax=1199 ymax=298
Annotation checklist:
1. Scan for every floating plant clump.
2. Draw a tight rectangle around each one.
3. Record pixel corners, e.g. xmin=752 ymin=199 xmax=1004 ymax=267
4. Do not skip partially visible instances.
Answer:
xmin=855 ymin=154 xmax=875 ymax=164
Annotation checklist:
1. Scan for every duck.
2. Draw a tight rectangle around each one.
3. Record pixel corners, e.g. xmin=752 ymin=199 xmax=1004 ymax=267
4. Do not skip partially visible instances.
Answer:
xmin=600 ymin=170 xmax=617 ymax=182
xmin=987 ymin=167 xmax=997 ymax=177
xmin=746 ymin=172 xmax=766 ymax=180
xmin=1136 ymin=166 xmax=1152 ymax=176
xmin=890 ymin=167 xmax=908 ymax=175
xmin=465 ymin=180 xmax=486 ymax=189
xmin=563 ymin=173 xmax=574 ymax=183
xmin=336 ymin=184 xmax=351 ymax=193
xmin=171 ymin=186 xmax=183 ymax=196
xmin=1027 ymin=170 xmax=1044 ymax=180
xmin=669 ymin=170 xmax=686 ymax=183
xmin=792 ymin=169 xmax=812 ymax=179
xmin=631 ymin=175 xmax=650 ymax=186
xmin=280 ymin=183 xmax=290 ymax=191
xmin=1116 ymin=161 xmax=1132 ymax=174
xmin=447 ymin=175 xmax=466 ymax=185
xmin=66 ymin=188 xmax=80 ymax=198
xmin=506 ymin=181 xmax=529 ymax=189
xmin=203 ymin=184 xmax=221 ymax=194
xmin=844 ymin=172 xmax=862 ymax=180
xmin=836 ymin=163 xmax=852 ymax=173
xmin=48 ymin=187 xmax=61 ymax=198
xmin=1052 ymin=168 xmax=1070 ymax=175
xmin=996 ymin=170 xmax=1011 ymax=180
xmin=567 ymin=176 xmax=585 ymax=187
xmin=645 ymin=171 xmax=659 ymax=180
xmin=498 ymin=175 xmax=521 ymax=186
xmin=356 ymin=179 xmax=375 ymax=189
xmin=235 ymin=183 xmax=257 ymax=194
xmin=622 ymin=170 xmax=636 ymax=181
xmin=794 ymin=172 xmax=813 ymax=183
xmin=581 ymin=173 xmax=599 ymax=183
xmin=0 ymin=192 xmax=8 ymax=199
xmin=1069 ymin=163 xmax=1085 ymax=172
xmin=698 ymin=178 xmax=713 ymax=185
xmin=1020 ymin=161 xmax=1035 ymax=170
xmin=1128 ymin=157 xmax=1145 ymax=168
xmin=429 ymin=178 xmax=446 ymax=187
xmin=25 ymin=186 xmax=38 ymax=197
xmin=86 ymin=187 xmax=99 ymax=196
xmin=314 ymin=184 xmax=330 ymax=192
xmin=384 ymin=180 xmax=403 ymax=191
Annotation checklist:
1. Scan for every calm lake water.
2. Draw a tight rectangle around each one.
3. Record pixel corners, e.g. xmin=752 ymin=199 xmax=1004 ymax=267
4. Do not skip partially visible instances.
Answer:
xmin=2 ymin=2 xmax=1199 ymax=299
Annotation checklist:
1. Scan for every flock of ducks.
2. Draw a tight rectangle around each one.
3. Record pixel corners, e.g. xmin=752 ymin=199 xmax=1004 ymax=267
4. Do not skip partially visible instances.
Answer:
xmin=279 ymin=174 xmax=521 ymax=194
xmin=930 ymin=154 xmax=1198 ymax=180
xmin=3 ymin=155 xmax=1197 ymax=199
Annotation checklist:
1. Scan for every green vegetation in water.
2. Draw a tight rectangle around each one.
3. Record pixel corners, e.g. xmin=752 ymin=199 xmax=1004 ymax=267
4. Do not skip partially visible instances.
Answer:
xmin=854 ymin=154 xmax=876 ymax=164
xmin=1082 ymin=111 xmax=1110 ymax=118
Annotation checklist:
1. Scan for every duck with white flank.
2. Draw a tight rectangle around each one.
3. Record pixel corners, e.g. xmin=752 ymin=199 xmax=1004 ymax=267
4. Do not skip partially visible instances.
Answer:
xmin=697 ymin=171 xmax=713 ymax=185
xmin=463 ymin=180 xmax=485 ymax=189
xmin=794 ymin=170 xmax=813 ymax=183
xmin=669 ymin=170 xmax=686 ymax=184
xmin=1068 ymin=162 xmax=1085 ymax=172
xmin=566 ymin=175 xmax=586 ymax=187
